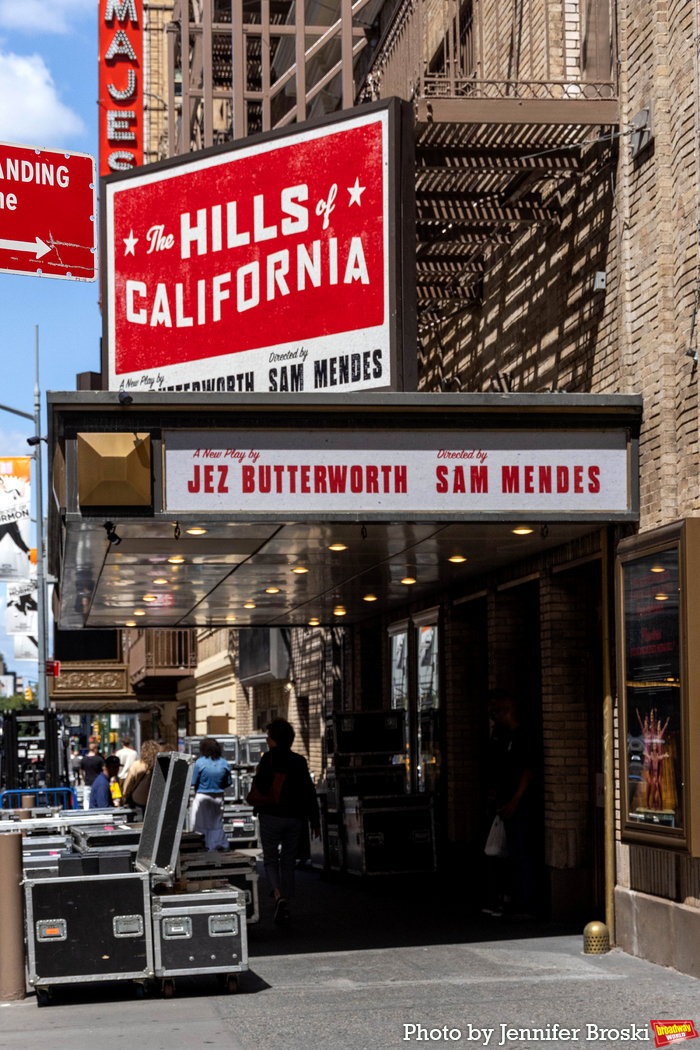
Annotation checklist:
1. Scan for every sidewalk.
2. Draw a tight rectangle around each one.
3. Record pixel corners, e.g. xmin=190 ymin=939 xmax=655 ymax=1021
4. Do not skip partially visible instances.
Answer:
xmin=1 ymin=866 xmax=697 ymax=1050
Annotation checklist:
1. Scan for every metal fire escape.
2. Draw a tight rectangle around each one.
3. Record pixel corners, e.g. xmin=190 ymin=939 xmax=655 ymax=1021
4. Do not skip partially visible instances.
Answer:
xmin=165 ymin=0 xmax=618 ymax=330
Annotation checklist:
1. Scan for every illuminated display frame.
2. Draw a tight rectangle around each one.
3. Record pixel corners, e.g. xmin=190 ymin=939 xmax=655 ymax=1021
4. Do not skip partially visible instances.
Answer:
xmin=617 ymin=520 xmax=700 ymax=853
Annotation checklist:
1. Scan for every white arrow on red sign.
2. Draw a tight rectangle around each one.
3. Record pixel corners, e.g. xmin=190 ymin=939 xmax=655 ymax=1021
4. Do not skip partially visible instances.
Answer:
xmin=0 ymin=236 xmax=51 ymax=259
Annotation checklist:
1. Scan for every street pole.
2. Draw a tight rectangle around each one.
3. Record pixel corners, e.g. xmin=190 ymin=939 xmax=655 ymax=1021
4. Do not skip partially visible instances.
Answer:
xmin=34 ymin=326 xmax=47 ymax=711
xmin=0 ymin=325 xmax=47 ymax=709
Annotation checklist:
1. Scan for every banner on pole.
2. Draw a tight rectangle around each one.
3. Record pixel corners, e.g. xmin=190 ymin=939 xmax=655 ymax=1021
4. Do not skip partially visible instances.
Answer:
xmin=14 ymin=635 xmax=38 ymax=661
xmin=0 ymin=674 xmax=17 ymax=697
xmin=0 ymin=457 xmax=31 ymax=579
xmin=6 ymin=577 xmax=38 ymax=634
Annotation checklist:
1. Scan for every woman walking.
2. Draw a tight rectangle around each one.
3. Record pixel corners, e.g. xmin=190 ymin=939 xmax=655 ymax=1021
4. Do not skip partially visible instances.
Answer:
xmin=191 ymin=737 xmax=232 ymax=850
xmin=123 ymin=739 xmax=162 ymax=817
xmin=248 ymin=718 xmax=320 ymax=924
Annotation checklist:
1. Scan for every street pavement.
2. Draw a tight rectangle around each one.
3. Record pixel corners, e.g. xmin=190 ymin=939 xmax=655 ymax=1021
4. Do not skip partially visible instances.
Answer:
xmin=1 ymin=866 xmax=698 ymax=1050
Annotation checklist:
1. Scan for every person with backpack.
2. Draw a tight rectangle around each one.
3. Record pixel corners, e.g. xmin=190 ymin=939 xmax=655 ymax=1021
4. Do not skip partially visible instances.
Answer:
xmin=247 ymin=717 xmax=320 ymax=925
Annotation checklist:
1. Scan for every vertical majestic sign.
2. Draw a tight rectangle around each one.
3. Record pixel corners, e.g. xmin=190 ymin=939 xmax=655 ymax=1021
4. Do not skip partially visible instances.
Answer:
xmin=99 ymin=0 xmax=143 ymax=177
xmin=102 ymin=100 xmax=416 ymax=394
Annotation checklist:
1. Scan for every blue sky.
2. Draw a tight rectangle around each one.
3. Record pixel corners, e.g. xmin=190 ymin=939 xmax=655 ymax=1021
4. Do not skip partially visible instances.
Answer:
xmin=0 ymin=0 xmax=100 ymax=680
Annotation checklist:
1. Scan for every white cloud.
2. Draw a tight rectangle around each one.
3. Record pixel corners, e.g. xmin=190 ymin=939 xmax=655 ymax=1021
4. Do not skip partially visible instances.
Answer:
xmin=0 ymin=0 xmax=93 ymax=34
xmin=0 ymin=51 xmax=84 ymax=144
xmin=0 ymin=425 xmax=33 ymax=456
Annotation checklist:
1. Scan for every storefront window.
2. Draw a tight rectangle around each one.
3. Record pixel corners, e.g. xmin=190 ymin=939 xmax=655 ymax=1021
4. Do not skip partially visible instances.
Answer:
xmin=417 ymin=623 xmax=440 ymax=793
xmin=623 ymin=548 xmax=683 ymax=831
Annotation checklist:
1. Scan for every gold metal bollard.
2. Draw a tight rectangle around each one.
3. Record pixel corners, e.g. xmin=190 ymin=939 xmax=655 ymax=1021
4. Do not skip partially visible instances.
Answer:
xmin=583 ymin=920 xmax=610 ymax=954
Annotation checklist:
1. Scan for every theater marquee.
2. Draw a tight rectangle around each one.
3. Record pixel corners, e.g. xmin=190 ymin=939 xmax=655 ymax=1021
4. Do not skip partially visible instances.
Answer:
xmin=164 ymin=429 xmax=630 ymax=517
xmin=102 ymin=100 xmax=416 ymax=395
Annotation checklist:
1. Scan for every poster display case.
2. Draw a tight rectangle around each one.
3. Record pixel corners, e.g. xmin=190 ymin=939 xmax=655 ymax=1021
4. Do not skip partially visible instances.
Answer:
xmin=617 ymin=520 xmax=700 ymax=852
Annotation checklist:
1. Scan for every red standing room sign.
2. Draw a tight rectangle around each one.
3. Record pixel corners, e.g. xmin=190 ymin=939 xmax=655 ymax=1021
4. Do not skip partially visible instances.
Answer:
xmin=0 ymin=142 xmax=96 ymax=282
xmin=102 ymin=100 xmax=416 ymax=394
xmin=99 ymin=0 xmax=143 ymax=176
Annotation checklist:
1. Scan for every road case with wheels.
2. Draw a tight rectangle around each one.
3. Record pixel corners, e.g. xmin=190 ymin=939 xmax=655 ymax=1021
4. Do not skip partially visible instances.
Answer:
xmin=24 ymin=871 xmax=153 ymax=998
xmin=151 ymin=888 xmax=247 ymax=988
xmin=342 ymin=795 xmax=436 ymax=875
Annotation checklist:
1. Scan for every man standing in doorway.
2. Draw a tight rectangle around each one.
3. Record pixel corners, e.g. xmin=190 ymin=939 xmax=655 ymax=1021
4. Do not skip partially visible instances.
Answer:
xmin=80 ymin=742 xmax=105 ymax=809
xmin=489 ymin=690 xmax=539 ymax=920
xmin=115 ymin=736 xmax=137 ymax=788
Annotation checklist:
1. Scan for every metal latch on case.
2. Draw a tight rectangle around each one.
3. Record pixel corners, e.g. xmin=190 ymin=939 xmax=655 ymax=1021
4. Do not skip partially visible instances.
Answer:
xmin=208 ymin=914 xmax=239 ymax=937
xmin=113 ymin=915 xmax=144 ymax=937
xmin=36 ymin=919 xmax=67 ymax=941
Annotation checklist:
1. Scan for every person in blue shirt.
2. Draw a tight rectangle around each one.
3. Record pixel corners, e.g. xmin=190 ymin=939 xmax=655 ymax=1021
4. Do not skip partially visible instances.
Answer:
xmin=191 ymin=738 xmax=232 ymax=850
xmin=89 ymin=756 xmax=120 ymax=808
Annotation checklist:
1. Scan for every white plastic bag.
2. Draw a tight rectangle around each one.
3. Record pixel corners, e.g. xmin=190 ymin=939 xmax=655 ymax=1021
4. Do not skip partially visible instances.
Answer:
xmin=484 ymin=815 xmax=509 ymax=858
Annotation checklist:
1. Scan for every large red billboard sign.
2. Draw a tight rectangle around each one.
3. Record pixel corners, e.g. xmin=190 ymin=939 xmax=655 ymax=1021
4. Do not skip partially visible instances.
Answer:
xmin=99 ymin=0 xmax=143 ymax=177
xmin=0 ymin=142 xmax=96 ymax=282
xmin=102 ymin=101 xmax=416 ymax=393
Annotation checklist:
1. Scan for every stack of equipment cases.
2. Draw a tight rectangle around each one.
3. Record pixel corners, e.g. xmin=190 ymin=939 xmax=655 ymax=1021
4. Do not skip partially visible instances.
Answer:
xmin=239 ymin=734 xmax=268 ymax=767
xmin=178 ymin=849 xmax=259 ymax=924
xmin=318 ymin=711 xmax=408 ymax=873
xmin=342 ymin=795 xmax=436 ymax=876
xmin=151 ymin=888 xmax=247 ymax=995
xmin=21 ymin=836 xmax=70 ymax=880
xmin=184 ymin=735 xmax=241 ymax=800
xmin=137 ymin=751 xmax=248 ymax=995
xmin=24 ymin=751 xmax=196 ymax=1005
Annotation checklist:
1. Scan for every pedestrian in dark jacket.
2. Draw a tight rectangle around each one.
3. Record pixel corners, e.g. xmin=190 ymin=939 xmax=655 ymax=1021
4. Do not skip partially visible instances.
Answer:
xmin=89 ymin=756 xmax=120 ymax=808
xmin=249 ymin=717 xmax=320 ymax=924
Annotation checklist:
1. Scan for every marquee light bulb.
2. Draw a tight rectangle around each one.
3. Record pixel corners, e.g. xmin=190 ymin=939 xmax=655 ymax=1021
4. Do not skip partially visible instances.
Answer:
xmin=328 ymin=544 xmax=347 ymax=551
xmin=292 ymin=567 xmax=308 ymax=574
xmin=512 ymin=527 xmax=533 ymax=535
xmin=401 ymin=577 xmax=416 ymax=585
xmin=448 ymin=556 xmax=467 ymax=563
xmin=186 ymin=527 xmax=207 ymax=535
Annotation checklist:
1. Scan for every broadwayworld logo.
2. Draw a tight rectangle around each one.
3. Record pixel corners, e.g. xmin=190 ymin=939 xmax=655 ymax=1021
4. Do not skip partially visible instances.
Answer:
xmin=651 ymin=1022 xmax=699 ymax=1048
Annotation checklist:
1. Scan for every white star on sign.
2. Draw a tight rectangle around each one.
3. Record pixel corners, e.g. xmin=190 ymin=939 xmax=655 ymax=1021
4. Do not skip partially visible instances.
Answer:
xmin=347 ymin=178 xmax=365 ymax=207
xmin=123 ymin=229 xmax=138 ymax=256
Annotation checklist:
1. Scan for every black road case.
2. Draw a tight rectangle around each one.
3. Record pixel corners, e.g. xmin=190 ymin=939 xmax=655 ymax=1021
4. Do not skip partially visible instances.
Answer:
xmin=324 ymin=766 xmax=408 ymax=811
xmin=71 ymin=824 xmax=141 ymax=853
xmin=25 ymin=872 xmax=153 ymax=996
xmin=223 ymin=804 xmax=257 ymax=846
xmin=327 ymin=820 xmax=344 ymax=872
xmin=342 ymin=795 xmax=436 ymax=875
xmin=239 ymin=734 xmax=268 ymax=766
xmin=136 ymin=752 xmax=194 ymax=878
xmin=179 ymin=850 xmax=259 ymax=923
xmin=332 ymin=711 xmax=406 ymax=755
xmin=151 ymin=889 xmax=247 ymax=984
